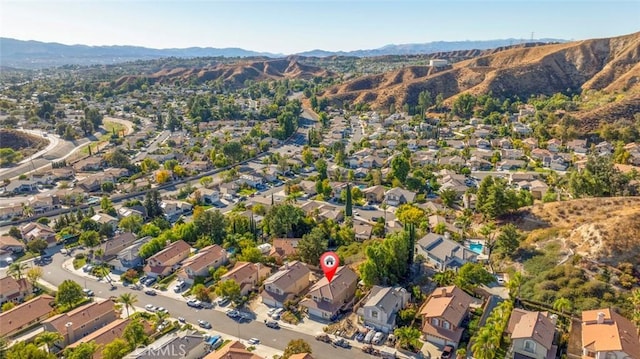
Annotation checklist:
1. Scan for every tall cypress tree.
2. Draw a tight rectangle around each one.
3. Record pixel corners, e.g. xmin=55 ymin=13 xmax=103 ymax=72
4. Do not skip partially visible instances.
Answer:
xmin=345 ymin=183 xmax=352 ymax=217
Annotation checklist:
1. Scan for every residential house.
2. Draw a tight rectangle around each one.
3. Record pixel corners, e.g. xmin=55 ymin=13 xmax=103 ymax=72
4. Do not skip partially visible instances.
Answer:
xmin=3 ymin=179 xmax=38 ymax=194
xmin=420 ymin=286 xmax=474 ymax=347
xmin=204 ymin=341 xmax=264 ymax=359
xmin=476 ymin=139 xmax=491 ymax=150
xmin=160 ymin=200 xmax=193 ymax=221
xmin=43 ymin=299 xmax=118 ymax=347
xmin=0 ymin=204 xmax=23 ymax=221
xmin=384 ymin=187 xmax=417 ymax=206
xmin=0 ymin=235 xmax=26 ymax=254
xmin=576 ymin=308 xmax=640 ymax=359
xmin=143 ymin=240 xmax=191 ymax=278
xmin=0 ymin=276 xmax=33 ymax=305
xmin=415 ymin=233 xmax=478 ymax=272
xmin=220 ymin=262 xmax=271 ymax=296
xmin=184 ymin=161 xmax=211 ymax=173
xmin=595 ymin=141 xmax=613 ymax=155
xmin=353 ymin=220 xmax=373 ymax=241
xmin=502 ymin=149 xmax=526 ymax=160
xmin=498 ymin=160 xmax=527 ymax=171
xmin=363 ymin=185 xmax=386 ymax=203
xmin=199 ymin=188 xmax=220 ymax=205
xmin=362 ymin=155 xmax=383 ymax=169
xmin=238 ymin=174 xmax=263 ymax=188
xmin=177 ymin=244 xmax=228 ymax=285
xmin=0 ymin=295 xmax=55 ymax=338
xmin=531 ymin=148 xmax=553 ymax=161
xmin=567 ymin=139 xmax=588 ymax=155
xmin=522 ymin=138 xmax=539 ymax=150
xmin=125 ymin=331 xmax=209 ymax=359
xmin=100 ymin=232 xmax=137 ymax=260
xmin=117 ymin=206 xmax=146 ymax=219
xmin=300 ymin=266 xmax=358 ymax=320
xmin=550 ymin=156 xmax=569 ymax=171
xmin=20 ymin=222 xmax=57 ymax=247
xmin=298 ymin=181 xmax=317 ymax=198
xmin=506 ymin=309 xmax=558 ymax=359
xmin=261 ymin=261 xmax=311 ymax=308
xmin=358 ymin=286 xmax=410 ymax=333
xmin=66 ymin=318 xmax=153 ymax=359
xmin=73 ymin=157 xmax=105 ymax=172
xmin=546 ymin=139 xmax=562 ymax=153
xmin=108 ymin=237 xmax=151 ymax=273
xmin=91 ymin=213 xmax=119 ymax=229
xmin=268 ymin=238 xmax=301 ymax=264
xmin=27 ymin=194 xmax=61 ymax=214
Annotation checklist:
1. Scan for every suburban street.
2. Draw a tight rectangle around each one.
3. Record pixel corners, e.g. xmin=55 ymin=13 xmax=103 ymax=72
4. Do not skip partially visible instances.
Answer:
xmin=31 ymin=249 xmax=382 ymax=359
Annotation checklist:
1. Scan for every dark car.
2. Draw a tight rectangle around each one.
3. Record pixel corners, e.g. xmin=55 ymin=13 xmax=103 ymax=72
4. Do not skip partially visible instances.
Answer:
xmin=333 ymin=338 xmax=351 ymax=348
xmin=144 ymin=289 xmax=157 ymax=296
xmin=265 ymin=320 xmax=280 ymax=329
xmin=441 ymin=345 xmax=455 ymax=359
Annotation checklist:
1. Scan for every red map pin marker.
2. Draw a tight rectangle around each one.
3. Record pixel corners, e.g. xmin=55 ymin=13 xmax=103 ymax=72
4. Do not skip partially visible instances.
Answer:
xmin=320 ymin=252 xmax=339 ymax=283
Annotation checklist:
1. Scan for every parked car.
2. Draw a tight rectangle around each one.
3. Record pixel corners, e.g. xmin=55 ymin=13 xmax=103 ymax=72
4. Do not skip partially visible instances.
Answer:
xmin=248 ymin=338 xmax=260 ymax=345
xmin=178 ymin=317 xmax=186 ymax=323
xmin=363 ymin=331 xmax=375 ymax=344
xmin=82 ymin=288 xmax=94 ymax=297
xmin=144 ymin=289 xmax=157 ymax=296
xmin=315 ymin=334 xmax=331 ymax=343
xmin=217 ymin=297 xmax=230 ymax=306
xmin=156 ymin=307 xmax=168 ymax=314
xmin=145 ymin=304 xmax=156 ymax=312
xmin=441 ymin=345 xmax=455 ymax=359
xmin=198 ymin=320 xmax=212 ymax=329
xmin=355 ymin=331 xmax=366 ymax=342
xmin=271 ymin=308 xmax=285 ymax=319
xmin=226 ymin=310 xmax=239 ymax=318
xmin=372 ymin=332 xmax=385 ymax=345
xmin=187 ymin=299 xmax=202 ymax=308
xmin=333 ymin=338 xmax=351 ymax=348
xmin=265 ymin=320 xmax=280 ymax=329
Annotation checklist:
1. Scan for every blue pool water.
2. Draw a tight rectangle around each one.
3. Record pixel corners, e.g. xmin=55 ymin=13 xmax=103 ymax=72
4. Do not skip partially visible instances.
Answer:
xmin=469 ymin=243 xmax=484 ymax=254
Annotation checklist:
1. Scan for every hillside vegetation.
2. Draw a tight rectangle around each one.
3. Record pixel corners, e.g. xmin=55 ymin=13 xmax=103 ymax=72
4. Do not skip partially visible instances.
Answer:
xmin=321 ymin=32 xmax=640 ymax=129
xmin=520 ymin=197 xmax=640 ymax=269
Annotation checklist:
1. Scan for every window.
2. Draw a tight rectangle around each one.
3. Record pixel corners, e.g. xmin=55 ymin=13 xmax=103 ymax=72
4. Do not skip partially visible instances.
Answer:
xmin=524 ymin=340 xmax=536 ymax=353
xmin=443 ymin=321 xmax=450 ymax=329
xmin=432 ymin=318 xmax=439 ymax=326
xmin=605 ymin=353 xmax=618 ymax=359
xmin=371 ymin=311 xmax=378 ymax=319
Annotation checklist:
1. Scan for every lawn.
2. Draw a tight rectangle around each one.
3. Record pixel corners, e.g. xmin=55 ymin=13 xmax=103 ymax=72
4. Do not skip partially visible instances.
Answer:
xmin=73 ymin=257 xmax=87 ymax=270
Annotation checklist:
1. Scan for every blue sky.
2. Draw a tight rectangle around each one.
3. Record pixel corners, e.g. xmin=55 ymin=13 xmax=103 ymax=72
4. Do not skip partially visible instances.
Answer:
xmin=1 ymin=1 xmax=639 ymax=54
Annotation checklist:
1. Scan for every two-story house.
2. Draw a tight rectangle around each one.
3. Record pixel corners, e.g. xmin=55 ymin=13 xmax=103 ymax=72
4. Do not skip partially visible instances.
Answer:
xmin=268 ymin=238 xmax=301 ymax=264
xmin=384 ymin=188 xmax=417 ymax=207
xmin=91 ymin=213 xmax=119 ymax=230
xmin=125 ymin=331 xmax=209 ymax=359
xmin=0 ymin=295 xmax=55 ymax=338
xmin=363 ymin=185 xmax=386 ymax=203
xmin=506 ymin=309 xmax=558 ymax=359
xmin=0 ymin=235 xmax=25 ymax=254
xmin=27 ymin=194 xmax=61 ymax=214
xmin=160 ymin=201 xmax=193 ymax=221
xmin=261 ymin=261 xmax=311 ymax=308
xmin=415 ymin=233 xmax=478 ymax=272
xmin=20 ymin=222 xmax=57 ymax=247
xmin=576 ymin=308 xmax=640 ymax=359
xmin=0 ymin=276 xmax=32 ymax=305
xmin=108 ymin=237 xmax=152 ymax=273
xmin=420 ymin=286 xmax=474 ymax=347
xmin=66 ymin=318 xmax=153 ymax=359
xmin=358 ymin=286 xmax=410 ymax=333
xmin=300 ymin=266 xmax=358 ymax=320
xmin=100 ymin=232 xmax=137 ymax=261
xmin=143 ymin=240 xmax=191 ymax=278
xmin=205 ymin=340 xmax=264 ymax=359
xmin=43 ymin=299 xmax=118 ymax=347
xmin=177 ymin=244 xmax=227 ymax=285
xmin=220 ymin=262 xmax=271 ymax=296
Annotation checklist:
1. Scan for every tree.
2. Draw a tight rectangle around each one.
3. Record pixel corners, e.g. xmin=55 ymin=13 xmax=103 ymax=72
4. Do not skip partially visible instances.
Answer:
xmin=471 ymin=327 xmax=500 ymax=359
xmin=194 ymin=209 xmax=226 ymax=244
xmin=394 ymin=326 xmax=422 ymax=352
xmin=64 ymin=341 xmax=99 ymax=359
xmin=102 ymin=338 xmax=129 ymax=359
xmin=192 ymin=284 xmax=213 ymax=302
xmin=223 ymin=141 xmax=244 ymax=163
xmin=418 ymin=90 xmax=433 ymax=119
xmin=433 ymin=270 xmax=456 ymax=286
xmin=118 ymin=293 xmax=138 ymax=318
xmin=119 ymin=215 xmax=143 ymax=234
xmin=216 ymin=280 xmax=242 ymax=304
xmin=2 ymin=302 xmax=15 ymax=311
xmin=454 ymin=263 xmax=494 ymax=290
xmin=395 ymin=204 xmax=426 ymax=227
xmin=0 ymin=148 xmax=23 ymax=165
xmin=440 ymin=188 xmax=458 ymax=208
xmin=360 ymin=231 xmax=411 ymax=286
xmin=123 ymin=319 xmax=149 ymax=348
xmin=7 ymin=262 xmax=28 ymax=279
xmin=84 ymin=107 xmax=103 ymax=128
xmin=298 ymin=227 xmax=328 ymax=265
xmin=282 ymin=339 xmax=312 ymax=359
xmin=553 ymin=297 xmax=572 ymax=316
xmin=56 ymin=279 xmax=84 ymax=308
xmin=79 ymin=230 xmax=100 ymax=248
xmin=155 ymin=169 xmax=172 ymax=184
xmin=345 ymin=183 xmax=353 ymax=217
xmin=506 ymin=272 xmax=523 ymax=302
xmin=27 ymin=238 xmax=49 ymax=255
xmin=7 ymin=342 xmax=55 ymax=359
xmin=144 ymin=190 xmax=163 ymax=218
xmin=391 ymin=155 xmax=410 ymax=183
xmin=26 ymin=266 xmax=44 ymax=287
xmin=199 ymin=176 xmax=213 ymax=188
xmin=35 ymin=331 xmax=63 ymax=353
xmin=265 ymin=204 xmax=304 ymax=238
xmin=479 ymin=222 xmax=497 ymax=272
xmin=8 ymin=226 xmax=21 ymax=239
xmin=496 ymin=224 xmax=521 ymax=254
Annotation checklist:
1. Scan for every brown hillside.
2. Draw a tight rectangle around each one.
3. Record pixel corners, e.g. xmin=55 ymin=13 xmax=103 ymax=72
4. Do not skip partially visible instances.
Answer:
xmin=519 ymin=197 xmax=640 ymax=269
xmin=114 ymin=59 xmax=333 ymax=88
xmin=322 ymin=32 xmax=640 ymax=123
xmin=0 ymin=129 xmax=48 ymax=160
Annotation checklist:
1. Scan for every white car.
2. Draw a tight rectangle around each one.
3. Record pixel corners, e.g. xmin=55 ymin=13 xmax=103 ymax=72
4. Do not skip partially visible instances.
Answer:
xmin=156 ymin=307 xmax=168 ymax=314
xmin=248 ymin=338 xmax=260 ymax=345
xmin=145 ymin=304 xmax=156 ymax=312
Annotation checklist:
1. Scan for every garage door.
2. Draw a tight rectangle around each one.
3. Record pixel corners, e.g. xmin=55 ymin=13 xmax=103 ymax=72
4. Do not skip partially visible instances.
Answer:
xmin=426 ymin=334 xmax=446 ymax=347
xmin=262 ymin=296 xmax=276 ymax=307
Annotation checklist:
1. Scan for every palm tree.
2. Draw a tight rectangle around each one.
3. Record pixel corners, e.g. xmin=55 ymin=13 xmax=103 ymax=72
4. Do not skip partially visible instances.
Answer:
xmin=479 ymin=222 xmax=497 ymax=273
xmin=553 ymin=297 xmax=572 ymax=325
xmin=393 ymin=326 xmax=421 ymax=352
xmin=7 ymin=262 xmax=28 ymax=279
xmin=154 ymin=310 xmax=169 ymax=327
xmin=433 ymin=270 xmax=456 ymax=286
xmin=506 ymin=272 xmax=523 ymax=302
xmin=629 ymin=289 xmax=640 ymax=332
xmin=36 ymin=331 xmax=63 ymax=353
xmin=118 ymin=293 xmax=138 ymax=318
xmin=94 ymin=248 xmax=104 ymax=264
xmin=22 ymin=204 xmax=34 ymax=217
xmin=454 ymin=214 xmax=472 ymax=240
xmin=471 ymin=327 xmax=500 ymax=359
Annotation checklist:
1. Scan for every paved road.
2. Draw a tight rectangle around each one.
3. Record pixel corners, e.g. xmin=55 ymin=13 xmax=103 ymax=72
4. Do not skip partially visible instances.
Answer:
xmin=35 ymin=250 xmax=375 ymax=359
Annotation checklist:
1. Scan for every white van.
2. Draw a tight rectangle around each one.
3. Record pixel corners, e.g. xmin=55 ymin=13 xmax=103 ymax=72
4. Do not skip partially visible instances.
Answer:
xmin=364 ymin=330 xmax=375 ymax=344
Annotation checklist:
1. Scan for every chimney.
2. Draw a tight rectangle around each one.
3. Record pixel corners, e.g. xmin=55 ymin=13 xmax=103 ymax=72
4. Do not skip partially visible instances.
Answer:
xmin=441 ymin=287 xmax=447 ymax=297
xmin=444 ymin=232 xmax=451 ymax=240
xmin=285 ymin=261 xmax=289 ymax=270
xmin=597 ymin=312 xmax=605 ymax=324
xmin=65 ymin=322 xmax=75 ymax=343
xmin=550 ymin=314 xmax=558 ymax=325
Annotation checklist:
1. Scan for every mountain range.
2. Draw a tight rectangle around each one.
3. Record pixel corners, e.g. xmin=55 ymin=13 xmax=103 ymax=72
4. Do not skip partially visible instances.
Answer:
xmin=0 ymin=37 xmax=565 ymax=69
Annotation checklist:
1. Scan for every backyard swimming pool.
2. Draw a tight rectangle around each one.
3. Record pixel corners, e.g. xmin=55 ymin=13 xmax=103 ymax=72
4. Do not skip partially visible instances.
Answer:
xmin=469 ymin=242 xmax=484 ymax=255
